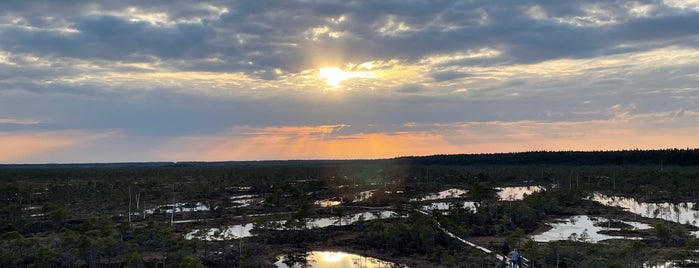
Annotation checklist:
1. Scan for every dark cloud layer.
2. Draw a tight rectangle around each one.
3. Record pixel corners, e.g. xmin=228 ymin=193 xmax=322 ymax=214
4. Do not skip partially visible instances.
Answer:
xmin=2 ymin=0 xmax=698 ymax=74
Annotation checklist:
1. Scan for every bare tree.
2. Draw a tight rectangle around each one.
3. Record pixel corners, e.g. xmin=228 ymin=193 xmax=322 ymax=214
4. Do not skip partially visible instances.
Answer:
xmin=171 ymin=184 xmax=175 ymax=226
xmin=128 ymin=185 xmax=132 ymax=226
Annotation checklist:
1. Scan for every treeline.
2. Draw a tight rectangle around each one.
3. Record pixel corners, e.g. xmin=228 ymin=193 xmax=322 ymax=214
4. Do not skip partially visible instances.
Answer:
xmin=398 ymin=148 xmax=699 ymax=166
xmin=3 ymin=148 xmax=698 ymax=170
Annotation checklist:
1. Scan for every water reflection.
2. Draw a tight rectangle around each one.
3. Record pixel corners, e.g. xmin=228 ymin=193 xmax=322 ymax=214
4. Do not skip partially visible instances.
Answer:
xmin=644 ymin=260 xmax=699 ymax=268
xmin=410 ymin=188 xmax=468 ymax=202
xmin=186 ymin=223 xmax=255 ymax=240
xmin=316 ymin=189 xmax=394 ymax=206
xmin=277 ymin=252 xmax=312 ymax=268
xmin=315 ymin=198 xmax=342 ymax=207
xmin=275 ymin=251 xmax=407 ymax=268
xmin=186 ymin=210 xmax=397 ymax=241
xmin=353 ymin=190 xmax=376 ymax=202
xmin=589 ymin=193 xmax=699 ymax=229
xmin=144 ymin=202 xmax=210 ymax=215
xmin=414 ymin=186 xmax=543 ymax=213
xmin=230 ymin=194 xmax=260 ymax=208
xmin=412 ymin=186 xmax=544 ymax=203
xmin=496 ymin=186 xmax=543 ymax=201
xmin=421 ymin=201 xmax=477 ymax=212
xmin=230 ymin=194 xmax=258 ymax=200
xmin=530 ymin=215 xmax=650 ymax=243
xmin=645 ymin=261 xmax=675 ymax=268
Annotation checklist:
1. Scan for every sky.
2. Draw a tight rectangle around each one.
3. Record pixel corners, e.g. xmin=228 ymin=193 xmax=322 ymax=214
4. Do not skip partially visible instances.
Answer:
xmin=1 ymin=0 xmax=699 ymax=163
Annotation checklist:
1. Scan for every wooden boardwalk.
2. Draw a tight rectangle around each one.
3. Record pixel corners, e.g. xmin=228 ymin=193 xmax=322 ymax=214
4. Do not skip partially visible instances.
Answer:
xmin=416 ymin=209 xmax=531 ymax=268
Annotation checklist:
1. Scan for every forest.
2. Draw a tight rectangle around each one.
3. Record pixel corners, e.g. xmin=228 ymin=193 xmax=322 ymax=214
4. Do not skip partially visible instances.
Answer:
xmin=1 ymin=149 xmax=699 ymax=267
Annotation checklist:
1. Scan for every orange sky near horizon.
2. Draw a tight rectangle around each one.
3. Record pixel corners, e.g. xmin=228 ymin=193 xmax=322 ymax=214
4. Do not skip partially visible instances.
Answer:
xmin=1 ymin=120 xmax=698 ymax=163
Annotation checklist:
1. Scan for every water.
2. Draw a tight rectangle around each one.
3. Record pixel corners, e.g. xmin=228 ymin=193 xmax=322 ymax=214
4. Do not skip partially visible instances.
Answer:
xmin=274 ymin=251 xmax=406 ymax=268
xmin=353 ymin=190 xmax=376 ymax=202
xmin=410 ymin=188 xmax=468 ymax=202
xmin=530 ymin=215 xmax=651 ymax=243
xmin=646 ymin=261 xmax=675 ymax=268
xmin=226 ymin=186 xmax=252 ymax=191
xmin=186 ymin=223 xmax=255 ymax=240
xmin=412 ymin=186 xmax=543 ymax=203
xmin=589 ymin=193 xmax=699 ymax=229
xmin=303 ymin=210 xmax=396 ymax=229
xmin=186 ymin=210 xmax=397 ymax=241
xmin=144 ymin=202 xmax=210 ymax=214
xmin=644 ymin=260 xmax=699 ymax=268
xmin=414 ymin=186 xmax=542 ymax=212
xmin=421 ymin=201 xmax=477 ymax=212
xmin=230 ymin=194 xmax=260 ymax=208
xmin=496 ymin=186 xmax=543 ymax=201
xmin=230 ymin=194 xmax=258 ymax=200
xmin=315 ymin=199 xmax=342 ymax=207
xmin=384 ymin=190 xmax=404 ymax=194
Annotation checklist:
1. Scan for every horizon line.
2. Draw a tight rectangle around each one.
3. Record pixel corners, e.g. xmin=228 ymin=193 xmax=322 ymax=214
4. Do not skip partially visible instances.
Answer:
xmin=1 ymin=148 xmax=696 ymax=166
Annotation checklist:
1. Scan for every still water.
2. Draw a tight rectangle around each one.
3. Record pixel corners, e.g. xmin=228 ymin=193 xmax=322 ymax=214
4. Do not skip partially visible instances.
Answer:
xmin=274 ymin=251 xmax=406 ymax=268
xmin=410 ymin=188 xmax=468 ymax=202
xmin=421 ymin=201 xmax=477 ymax=212
xmin=530 ymin=215 xmax=651 ymax=243
xmin=417 ymin=186 xmax=543 ymax=212
xmin=589 ymin=193 xmax=699 ymax=231
xmin=496 ymin=186 xmax=543 ymax=201
xmin=144 ymin=202 xmax=210 ymax=214
xmin=186 ymin=210 xmax=397 ymax=241
xmin=413 ymin=186 xmax=543 ymax=203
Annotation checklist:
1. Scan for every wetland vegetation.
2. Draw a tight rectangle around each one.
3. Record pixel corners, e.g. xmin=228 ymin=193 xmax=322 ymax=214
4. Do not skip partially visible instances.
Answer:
xmin=2 ymin=149 xmax=699 ymax=267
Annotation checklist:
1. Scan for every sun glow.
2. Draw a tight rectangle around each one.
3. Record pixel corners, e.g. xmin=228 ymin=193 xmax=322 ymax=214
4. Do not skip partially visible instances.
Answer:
xmin=319 ymin=67 xmax=347 ymax=87
xmin=319 ymin=252 xmax=346 ymax=263
xmin=318 ymin=67 xmax=375 ymax=87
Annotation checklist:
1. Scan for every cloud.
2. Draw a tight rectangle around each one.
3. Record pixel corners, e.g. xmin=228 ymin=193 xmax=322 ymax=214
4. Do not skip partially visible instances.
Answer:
xmin=152 ymin=110 xmax=699 ymax=161
xmin=1 ymin=1 xmax=698 ymax=162
xmin=430 ymin=71 xmax=471 ymax=82
xmin=2 ymin=43 xmax=697 ymax=136
xmin=393 ymin=84 xmax=424 ymax=93
xmin=156 ymin=125 xmax=461 ymax=160
xmin=0 ymin=118 xmax=42 ymax=125
xmin=2 ymin=0 xmax=698 ymax=75
xmin=3 ymin=106 xmax=697 ymax=163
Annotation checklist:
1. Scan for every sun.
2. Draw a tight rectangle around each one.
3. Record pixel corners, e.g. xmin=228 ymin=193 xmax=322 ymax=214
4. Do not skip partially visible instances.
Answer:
xmin=319 ymin=67 xmax=348 ymax=87
xmin=318 ymin=66 xmax=376 ymax=88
